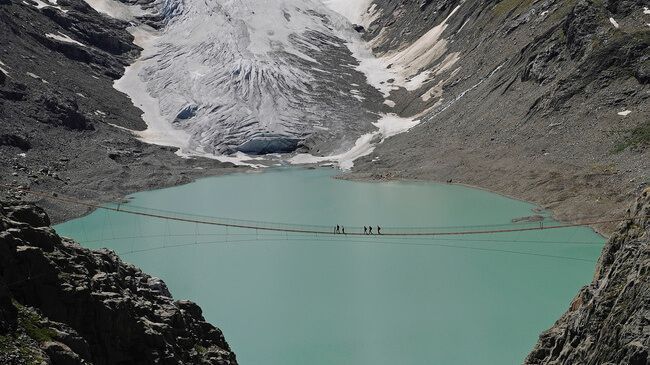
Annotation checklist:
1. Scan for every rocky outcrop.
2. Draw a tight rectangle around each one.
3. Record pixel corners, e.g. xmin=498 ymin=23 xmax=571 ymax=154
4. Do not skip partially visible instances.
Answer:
xmin=525 ymin=188 xmax=650 ymax=364
xmin=0 ymin=201 xmax=237 ymax=365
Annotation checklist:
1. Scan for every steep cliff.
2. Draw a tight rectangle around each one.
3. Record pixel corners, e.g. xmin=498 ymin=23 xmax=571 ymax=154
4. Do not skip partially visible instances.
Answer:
xmin=525 ymin=188 xmax=649 ymax=364
xmin=0 ymin=201 xmax=237 ymax=364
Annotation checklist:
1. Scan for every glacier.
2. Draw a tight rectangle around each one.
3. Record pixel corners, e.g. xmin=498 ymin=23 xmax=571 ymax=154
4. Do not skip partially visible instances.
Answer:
xmin=116 ymin=0 xmax=383 ymax=156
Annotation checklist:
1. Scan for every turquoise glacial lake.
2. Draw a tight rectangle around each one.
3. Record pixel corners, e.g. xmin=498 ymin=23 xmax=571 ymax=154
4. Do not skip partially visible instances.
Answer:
xmin=55 ymin=168 xmax=604 ymax=365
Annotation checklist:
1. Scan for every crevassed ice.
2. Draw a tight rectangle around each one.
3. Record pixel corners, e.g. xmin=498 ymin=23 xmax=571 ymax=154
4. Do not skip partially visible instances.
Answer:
xmin=124 ymin=0 xmax=377 ymax=155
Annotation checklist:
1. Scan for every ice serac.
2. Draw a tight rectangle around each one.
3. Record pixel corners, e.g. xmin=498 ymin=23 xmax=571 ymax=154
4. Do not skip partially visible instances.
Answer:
xmin=128 ymin=0 xmax=380 ymax=156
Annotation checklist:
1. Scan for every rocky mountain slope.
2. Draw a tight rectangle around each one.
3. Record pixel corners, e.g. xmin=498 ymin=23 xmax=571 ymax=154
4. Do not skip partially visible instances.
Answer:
xmin=525 ymin=188 xmax=649 ymax=364
xmin=0 ymin=201 xmax=237 ymax=364
xmin=0 ymin=0 xmax=236 ymax=223
xmin=349 ymin=0 xmax=648 ymax=233
xmin=1 ymin=0 xmax=647 ymax=230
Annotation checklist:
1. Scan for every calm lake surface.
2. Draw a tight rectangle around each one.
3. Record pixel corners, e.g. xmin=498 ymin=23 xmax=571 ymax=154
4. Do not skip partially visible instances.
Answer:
xmin=55 ymin=168 xmax=604 ymax=365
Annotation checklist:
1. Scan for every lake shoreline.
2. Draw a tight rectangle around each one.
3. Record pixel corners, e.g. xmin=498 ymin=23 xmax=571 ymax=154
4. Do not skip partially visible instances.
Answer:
xmin=340 ymin=169 xmax=616 ymax=238
xmin=31 ymin=163 xmax=613 ymax=241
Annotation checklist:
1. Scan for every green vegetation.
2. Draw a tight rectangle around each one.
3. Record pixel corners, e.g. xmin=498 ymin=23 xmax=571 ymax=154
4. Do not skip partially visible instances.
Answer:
xmin=492 ymin=0 xmax=536 ymax=17
xmin=0 ymin=334 xmax=46 ymax=365
xmin=0 ymin=301 xmax=49 ymax=365
xmin=590 ymin=163 xmax=618 ymax=175
xmin=194 ymin=344 xmax=207 ymax=354
xmin=546 ymin=0 xmax=579 ymax=24
xmin=613 ymin=121 xmax=650 ymax=153
xmin=14 ymin=301 xmax=56 ymax=343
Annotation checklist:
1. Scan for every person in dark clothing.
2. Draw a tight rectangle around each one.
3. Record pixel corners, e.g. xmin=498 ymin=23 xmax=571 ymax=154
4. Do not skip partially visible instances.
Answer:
xmin=342 ymin=227 xmax=345 ymax=234
xmin=363 ymin=226 xmax=367 ymax=235
xmin=368 ymin=226 xmax=373 ymax=234
xmin=377 ymin=226 xmax=381 ymax=235
xmin=336 ymin=225 xmax=340 ymax=234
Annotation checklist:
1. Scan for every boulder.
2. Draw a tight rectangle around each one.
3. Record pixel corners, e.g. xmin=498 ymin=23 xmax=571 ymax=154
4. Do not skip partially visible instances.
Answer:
xmin=6 ymin=205 xmax=50 ymax=227
xmin=42 ymin=341 xmax=84 ymax=365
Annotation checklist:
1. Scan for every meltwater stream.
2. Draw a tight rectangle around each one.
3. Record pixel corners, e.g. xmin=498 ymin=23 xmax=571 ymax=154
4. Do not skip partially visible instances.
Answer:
xmin=55 ymin=168 xmax=604 ymax=365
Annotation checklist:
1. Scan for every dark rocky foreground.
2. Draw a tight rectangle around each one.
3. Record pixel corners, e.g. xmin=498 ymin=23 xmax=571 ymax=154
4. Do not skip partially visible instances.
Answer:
xmin=0 ymin=201 xmax=237 ymax=364
xmin=525 ymin=188 xmax=650 ymax=364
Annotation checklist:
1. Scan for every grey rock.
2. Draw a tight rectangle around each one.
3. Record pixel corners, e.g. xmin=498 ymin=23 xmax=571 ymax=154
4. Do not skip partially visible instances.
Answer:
xmin=0 ymin=203 xmax=238 ymax=365
xmin=525 ymin=189 xmax=650 ymax=364
xmin=42 ymin=341 xmax=84 ymax=365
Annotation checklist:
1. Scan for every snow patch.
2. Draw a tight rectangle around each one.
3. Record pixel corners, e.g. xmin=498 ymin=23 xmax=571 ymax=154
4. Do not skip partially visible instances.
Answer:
xmin=27 ymin=0 xmax=67 ymax=12
xmin=178 ymin=150 xmax=266 ymax=168
xmin=384 ymin=6 xmax=461 ymax=78
xmin=609 ymin=17 xmax=619 ymax=28
xmin=46 ymin=32 xmax=87 ymax=47
xmin=383 ymin=100 xmax=395 ymax=108
xmin=26 ymin=72 xmax=48 ymax=83
xmin=343 ymin=5 xmax=462 ymax=97
xmin=290 ymin=113 xmax=420 ymax=170
xmin=457 ymin=19 xmax=471 ymax=33
xmin=107 ymin=123 xmax=135 ymax=133
xmin=349 ymin=89 xmax=364 ymax=100
xmin=0 ymin=59 xmax=9 ymax=76
xmin=617 ymin=110 xmax=632 ymax=116
xmin=644 ymin=7 xmax=650 ymax=15
xmin=82 ymin=0 xmax=151 ymax=20
xmin=114 ymin=26 xmax=192 ymax=152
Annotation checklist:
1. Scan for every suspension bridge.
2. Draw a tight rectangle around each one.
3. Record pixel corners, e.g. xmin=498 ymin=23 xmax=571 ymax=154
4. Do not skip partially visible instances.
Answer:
xmin=5 ymin=184 xmax=646 ymax=263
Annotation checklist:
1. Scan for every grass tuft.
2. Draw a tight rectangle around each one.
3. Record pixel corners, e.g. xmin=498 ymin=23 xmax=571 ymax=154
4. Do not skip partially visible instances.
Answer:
xmin=493 ymin=0 xmax=536 ymax=17
xmin=613 ymin=121 xmax=650 ymax=153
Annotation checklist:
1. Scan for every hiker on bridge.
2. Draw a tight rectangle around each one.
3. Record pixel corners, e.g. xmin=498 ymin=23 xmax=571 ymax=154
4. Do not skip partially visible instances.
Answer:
xmin=363 ymin=226 xmax=367 ymax=235
xmin=377 ymin=226 xmax=381 ymax=235
xmin=368 ymin=226 xmax=373 ymax=234
xmin=336 ymin=225 xmax=340 ymax=234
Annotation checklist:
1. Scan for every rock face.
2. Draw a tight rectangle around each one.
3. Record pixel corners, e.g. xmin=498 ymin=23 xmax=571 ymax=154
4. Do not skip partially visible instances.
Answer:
xmin=525 ymin=188 xmax=650 ymax=364
xmin=0 ymin=201 xmax=237 ymax=365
